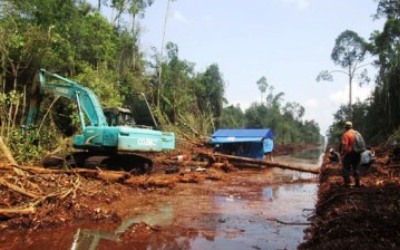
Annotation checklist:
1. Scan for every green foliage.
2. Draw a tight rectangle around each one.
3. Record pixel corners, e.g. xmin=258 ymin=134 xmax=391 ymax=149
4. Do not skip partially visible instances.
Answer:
xmin=156 ymin=42 xmax=196 ymax=124
xmin=194 ymin=64 xmax=225 ymax=128
xmin=316 ymin=70 xmax=333 ymax=82
xmin=0 ymin=90 xmax=24 ymax=140
xmin=375 ymin=0 xmax=400 ymax=19
xmin=0 ymin=0 xmax=324 ymax=164
xmin=220 ymin=105 xmax=245 ymax=128
xmin=74 ymin=64 xmax=122 ymax=107
xmin=8 ymin=128 xmax=56 ymax=164
xmin=331 ymin=30 xmax=367 ymax=68
xmin=111 ymin=0 xmax=155 ymax=21
xmin=242 ymin=83 xmax=321 ymax=144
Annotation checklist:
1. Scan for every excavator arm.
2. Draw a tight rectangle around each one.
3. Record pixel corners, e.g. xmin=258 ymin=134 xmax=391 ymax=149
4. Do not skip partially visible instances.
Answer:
xmin=26 ymin=69 xmax=108 ymax=130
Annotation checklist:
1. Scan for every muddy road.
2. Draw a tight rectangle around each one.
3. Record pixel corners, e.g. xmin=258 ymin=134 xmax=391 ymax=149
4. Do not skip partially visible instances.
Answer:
xmin=1 ymin=147 xmax=322 ymax=250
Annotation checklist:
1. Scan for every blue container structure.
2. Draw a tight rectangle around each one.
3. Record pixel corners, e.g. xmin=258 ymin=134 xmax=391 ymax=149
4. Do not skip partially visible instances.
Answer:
xmin=209 ymin=129 xmax=274 ymax=160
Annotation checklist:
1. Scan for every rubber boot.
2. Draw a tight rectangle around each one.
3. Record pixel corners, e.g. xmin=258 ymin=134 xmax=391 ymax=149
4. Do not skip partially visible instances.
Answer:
xmin=355 ymin=178 xmax=361 ymax=187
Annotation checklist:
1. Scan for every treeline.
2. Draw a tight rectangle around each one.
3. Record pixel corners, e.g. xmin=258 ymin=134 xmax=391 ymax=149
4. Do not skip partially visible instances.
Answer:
xmin=220 ymin=85 xmax=322 ymax=145
xmin=0 ymin=0 xmax=321 ymax=163
xmin=327 ymin=0 xmax=400 ymax=146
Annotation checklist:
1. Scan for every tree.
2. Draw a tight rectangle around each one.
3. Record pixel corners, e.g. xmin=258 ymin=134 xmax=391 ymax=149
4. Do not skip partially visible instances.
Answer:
xmin=220 ymin=105 xmax=244 ymax=128
xmin=327 ymin=101 xmax=369 ymax=145
xmin=317 ymin=30 xmax=369 ymax=113
xmin=363 ymin=0 xmax=400 ymax=142
xmin=194 ymin=64 xmax=225 ymax=130
xmin=110 ymin=0 xmax=155 ymax=72
xmin=256 ymin=76 xmax=268 ymax=104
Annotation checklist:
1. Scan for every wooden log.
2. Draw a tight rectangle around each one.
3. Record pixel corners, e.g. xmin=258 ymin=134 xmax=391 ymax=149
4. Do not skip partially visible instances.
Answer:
xmin=0 ymin=206 xmax=36 ymax=217
xmin=124 ymin=175 xmax=176 ymax=188
xmin=0 ymin=177 xmax=40 ymax=199
xmin=0 ymin=137 xmax=17 ymax=165
xmin=214 ymin=153 xmax=320 ymax=174
xmin=0 ymin=137 xmax=25 ymax=176
xmin=233 ymin=162 xmax=268 ymax=169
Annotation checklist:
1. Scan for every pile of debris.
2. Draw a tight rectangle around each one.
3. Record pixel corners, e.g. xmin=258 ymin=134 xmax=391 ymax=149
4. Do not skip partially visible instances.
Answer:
xmin=0 ymin=136 xmax=320 ymax=231
xmin=299 ymin=145 xmax=400 ymax=249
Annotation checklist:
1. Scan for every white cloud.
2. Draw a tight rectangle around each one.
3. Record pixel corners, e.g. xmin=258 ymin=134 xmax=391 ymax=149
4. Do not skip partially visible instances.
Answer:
xmin=329 ymin=83 xmax=373 ymax=106
xmin=228 ymin=100 xmax=252 ymax=111
xmin=172 ymin=10 xmax=189 ymax=24
xmin=276 ymin=0 xmax=310 ymax=10
xmin=329 ymin=87 xmax=347 ymax=105
xmin=303 ymin=99 xmax=318 ymax=108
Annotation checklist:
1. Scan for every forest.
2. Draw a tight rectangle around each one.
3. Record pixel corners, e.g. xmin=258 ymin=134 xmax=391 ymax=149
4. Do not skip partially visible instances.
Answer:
xmin=0 ymin=0 xmax=323 ymax=164
xmin=325 ymin=1 xmax=400 ymax=147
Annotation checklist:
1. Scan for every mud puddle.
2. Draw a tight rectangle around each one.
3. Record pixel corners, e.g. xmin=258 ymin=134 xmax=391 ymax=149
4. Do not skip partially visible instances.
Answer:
xmin=2 ymin=148 xmax=322 ymax=250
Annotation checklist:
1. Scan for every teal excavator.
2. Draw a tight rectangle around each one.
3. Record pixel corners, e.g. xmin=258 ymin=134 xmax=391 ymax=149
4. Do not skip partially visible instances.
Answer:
xmin=26 ymin=69 xmax=175 ymax=173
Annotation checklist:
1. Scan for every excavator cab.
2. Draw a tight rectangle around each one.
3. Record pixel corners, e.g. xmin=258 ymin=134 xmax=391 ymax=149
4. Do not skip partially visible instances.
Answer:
xmin=104 ymin=93 xmax=158 ymax=129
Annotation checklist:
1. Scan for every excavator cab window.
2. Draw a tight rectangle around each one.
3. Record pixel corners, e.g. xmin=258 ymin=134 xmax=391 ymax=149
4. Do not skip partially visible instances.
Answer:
xmin=118 ymin=111 xmax=135 ymax=126
xmin=104 ymin=107 xmax=136 ymax=127
xmin=106 ymin=112 xmax=118 ymax=126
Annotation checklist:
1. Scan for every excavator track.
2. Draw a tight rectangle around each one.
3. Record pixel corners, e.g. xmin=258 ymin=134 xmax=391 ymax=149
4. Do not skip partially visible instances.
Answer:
xmin=42 ymin=152 xmax=153 ymax=175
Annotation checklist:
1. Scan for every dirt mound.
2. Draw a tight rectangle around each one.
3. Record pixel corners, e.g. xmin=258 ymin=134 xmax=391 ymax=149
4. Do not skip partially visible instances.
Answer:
xmin=299 ymin=145 xmax=400 ymax=249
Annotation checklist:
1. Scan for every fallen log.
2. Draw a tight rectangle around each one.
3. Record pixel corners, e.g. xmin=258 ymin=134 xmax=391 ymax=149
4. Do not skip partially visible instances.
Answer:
xmin=0 ymin=206 xmax=36 ymax=217
xmin=214 ymin=153 xmax=320 ymax=174
xmin=124 ymin=175 xmax=176 ymax=188
xmin=0 ymin=137 xmax=25 ymax=176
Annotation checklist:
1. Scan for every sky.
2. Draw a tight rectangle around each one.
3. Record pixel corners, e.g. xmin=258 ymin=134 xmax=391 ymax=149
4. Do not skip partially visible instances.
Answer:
xmin=96 ymin=0 xmax=384 ymax=135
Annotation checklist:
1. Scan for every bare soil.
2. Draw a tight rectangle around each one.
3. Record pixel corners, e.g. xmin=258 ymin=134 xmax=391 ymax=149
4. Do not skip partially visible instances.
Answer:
xmin=299 ymin=145 xmax=400 ymax=249
xmin=4 ymin=140 xmax=399 ymax=249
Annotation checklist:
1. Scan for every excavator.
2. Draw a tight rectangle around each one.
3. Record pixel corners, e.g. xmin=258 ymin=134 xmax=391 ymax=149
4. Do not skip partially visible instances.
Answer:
xmin=26 ymin=69 xmax=175 ymax=173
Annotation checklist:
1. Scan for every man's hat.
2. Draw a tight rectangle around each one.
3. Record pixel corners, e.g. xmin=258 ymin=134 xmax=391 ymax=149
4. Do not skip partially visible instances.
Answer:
xmin=345 ymin=121 xmax=353 ymax=128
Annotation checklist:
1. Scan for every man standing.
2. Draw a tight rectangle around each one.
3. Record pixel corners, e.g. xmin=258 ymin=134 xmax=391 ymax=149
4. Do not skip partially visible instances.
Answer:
xmin=340 ymin=121 xmax=362 ymax=187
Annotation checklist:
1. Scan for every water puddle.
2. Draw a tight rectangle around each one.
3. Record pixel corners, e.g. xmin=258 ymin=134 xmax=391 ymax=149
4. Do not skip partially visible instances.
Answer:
xmin=70 ymin=205 xmax=174 ymax=250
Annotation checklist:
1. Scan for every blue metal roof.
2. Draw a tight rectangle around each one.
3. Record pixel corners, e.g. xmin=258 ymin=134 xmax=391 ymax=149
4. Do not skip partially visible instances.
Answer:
xmin=209 ymin=129 xmax=274 ymax=144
